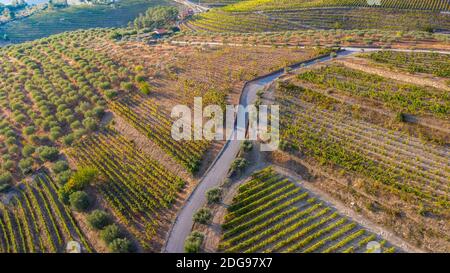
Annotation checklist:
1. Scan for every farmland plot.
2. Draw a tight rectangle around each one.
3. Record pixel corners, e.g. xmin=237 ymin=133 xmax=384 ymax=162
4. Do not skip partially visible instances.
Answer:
xmin=0 ymin=172 xmax=91 ymax=253
xmin=275 ymin=76 xmax=449 ymax=251
xmin=66 ymin=127 xmax=186 ymax=250
xmin=219 ymin=167 xmax=396 ymax=253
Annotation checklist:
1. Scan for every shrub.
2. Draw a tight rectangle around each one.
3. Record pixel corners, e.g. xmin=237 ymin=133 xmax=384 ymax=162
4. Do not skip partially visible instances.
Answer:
xmin=73 ymin=129 xmax=87 ymax=139
xmin=18 ymin=158 xmax=33 ymax=174
xmin=82 ymin=117 xmax=98 ymax=131
xmin=396 ymin=112 xmax=407 ymax=123
xmin=135 ymin=74 xmax=145 ymax=82
xmin=110 ymin=31 xmax=122 ymax=40
xmin=62 ymin=134 xmax=75 ymax=146
xmin=64 ymin=167 xmax=98 ymax=194
xmin=37 ymin=146 xmax=59 ymax=162
xmin=22 ymin=145 xmax=35 ymax=157
xmin=120 ymin=82 xmax=133 ymax=91
xmin=240 ymin=140 xmax=253 ymax=152
xmin=93 ymin=106 xmax=105 ymax=119
xmin=100 ymin=224 xmax=121 ymax=244
xmin=23 ymin=126 xmax=35 ymax=135
xmin=70 ymin=120 xmax=82 ymax=130
xmin=0 ymin=172 xmax=13 ymax=185
xmin=138 ymin=81 xmax=151 ymax=95
xmin=87 ymin=210 xmax=111 ymax=230
xmin=206 ymin=188 xmax=222 ymax=204
xmin=105 ymin=90 xmax=118 ymax=99
xmin=184 ymin=231 xmax=204 ymax=253
xmin=69 ymin=191 xmax=90 ymax=212
xmin=109 ymin=238 xmax=133 ymax=253
xmin=53 ymin=160 xmax=69 ymax=174
xmin=56 ymin=170 xmax=72 ymax=185
xmin=193 ymin=208 xmax=212 ymax=224
xmin=2 ymin=160 xmax=14 ymax=171
xmin=49 ymin=130 xmax=61 ymax=141
xmin=8 ymin=145 xmax=19 ymax=155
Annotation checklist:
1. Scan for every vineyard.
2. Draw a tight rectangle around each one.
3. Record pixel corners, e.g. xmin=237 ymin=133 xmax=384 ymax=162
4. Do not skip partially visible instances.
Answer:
xmin=0 ymin=31 xmax=108 ymax=185
xmin=222 ymin=0 xmax=450 ymax=12
xmin=295 ymin=63 xmax=449 ymax=119
xmin=362 ymin=51 xmax=450 ymax=78
xmin=66 ymin=127 xmax=186 ymax=250
xmin=275 ymin=72 xmax=450 ymax=251
xmin=86 ymin=36 xmax=326 ymax=173
xmin=0 ymin=27 xmax=333 ymax=252
xmin=219 ymin=167 xmax=395 ymax=253
xmin=186 ymin=0 xmax=450 ymax=32
xmin=0 ymin=172 xmax=91 ymax=253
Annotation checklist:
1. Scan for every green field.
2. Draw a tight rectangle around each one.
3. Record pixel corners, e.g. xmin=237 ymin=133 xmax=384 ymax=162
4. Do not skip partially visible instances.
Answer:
xmin=0 ymin=0 xmax=174 ymax=43
xmin=222 ymin=0 xmax=450 ymax=12
xmin=186 ymin=0 xmax=450 ymax=32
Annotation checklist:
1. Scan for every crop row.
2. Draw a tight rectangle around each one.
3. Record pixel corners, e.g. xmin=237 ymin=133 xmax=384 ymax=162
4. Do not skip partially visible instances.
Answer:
xmin=219 ymin=167 xmax=394 ymax=253
xmin=0 ymin=172 xmax=90 ymax=253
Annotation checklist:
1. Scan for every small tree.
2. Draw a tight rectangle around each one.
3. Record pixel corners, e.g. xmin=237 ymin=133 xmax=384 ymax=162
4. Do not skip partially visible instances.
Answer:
xmin=240 ymin=140 xmax=253 ymax=153
xmin=37 ymin=146 xmax=59 ymax=162
xmin=184 ymin=231 xmax=204 ymax=253
xmin=87 ymin=210 xmax=111 ymax=230
xmin=69 ymin=191 xmax=90 ymax=212
xmin=53 ymin=160 xmax=69 ymax=174
xmin=109 ymin=238 xmax=133 ymax=253
xmin=64 ymin=167 xmax=98 ymax=194
xmin=230 ymin=158 xmax=248 ymax=174
xmin=100 ymin=224 xmax=121 ymax=244
xmin=206 ymin=188 xmax=222 ymax=204
xmin=193 ymin=208 xmax=212 ymax=224
xmin=0 ymin=172 xmax=12 ymax=185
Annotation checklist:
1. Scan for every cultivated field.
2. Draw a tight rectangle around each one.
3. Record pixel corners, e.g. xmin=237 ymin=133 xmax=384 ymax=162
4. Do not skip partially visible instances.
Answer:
xmin=362 ymin=51 xmax=450 ymax=78
xmin=0 ymin=172 xmax=91 ymax=253
xmin=0 ymin=28 xmax=330 ymax=252
xmin=66 ymin=127 xmax=185 ymax=250
xmin=186 ymin=0 xmax=450 ymax=32
xmin=273 ymin=53 xmax=449 ymax=251
xmin=173 ymin=30 xmax=450 ymax=50
xmin=219 ymin=167 xmax=396 ymax=253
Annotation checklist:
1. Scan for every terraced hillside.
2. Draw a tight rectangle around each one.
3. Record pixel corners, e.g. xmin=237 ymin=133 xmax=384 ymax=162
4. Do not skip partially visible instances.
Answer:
xmin=174 ymin=30 xmax=450 ymax=50
xmin=219 ymin=167 xmax=396 ymax=253
xmin=66 ymin=127 xmax=186 ymax=250
xmin=296 ymin=63 xmax=448 ymax=119
xmin=362 ymin=51 xmax=450 ymax=78
xmin=274 ymin=54 xmax=450 ymax=251
xmin=222 ymin=0 xmax=450 ymax=12
xmin=0 ymin=172 xmax=91 ymax=253
xmin=0 ymin=28 xmax=330 ymax=252
xmin=0 ymin=0 xmax=174 ymax=43
xmin=187 ymin=0 xmax=450 ymax=32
